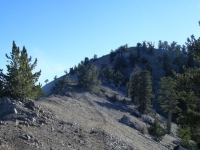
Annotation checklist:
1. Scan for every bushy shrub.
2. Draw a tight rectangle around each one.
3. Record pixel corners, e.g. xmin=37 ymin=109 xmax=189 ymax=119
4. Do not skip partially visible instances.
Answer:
xmin=100 ymin=87 xmax=107 ymax=93
xmin=141 ymin=127 xmax=147 ymax=134
xmin=110 ymin=93 xmax=118 ymax=102
xmin=148 ymin=117 xmax=166 ymax=140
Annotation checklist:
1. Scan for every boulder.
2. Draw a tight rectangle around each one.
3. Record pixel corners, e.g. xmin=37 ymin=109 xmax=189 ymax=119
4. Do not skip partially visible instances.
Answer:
xmin=25 ymin=100 xmax=36 ymax=111
xmin=0 ymin=97 xmax=17 ymax=116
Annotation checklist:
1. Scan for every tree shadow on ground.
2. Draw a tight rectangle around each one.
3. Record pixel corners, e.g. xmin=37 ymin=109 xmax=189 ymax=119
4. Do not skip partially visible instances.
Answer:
xmin=94 ymin=100 xmax=127 ymax=113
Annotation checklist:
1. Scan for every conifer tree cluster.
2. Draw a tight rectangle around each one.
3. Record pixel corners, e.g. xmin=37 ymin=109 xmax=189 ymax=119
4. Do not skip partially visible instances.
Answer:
xmin=101 ymin=66 xmax=123 ymax=87
xmin=0 ymin=41 xmax=43 ymax=101
xmin=76 ymin=61 xmax=101 ymax=92
xmin=157 ymin=76 xmax=180 ymax=133
xmin=156 ymin=35 xmax=200 ymax=147
xmin=127 ymin=69 xmax=153 ymax=114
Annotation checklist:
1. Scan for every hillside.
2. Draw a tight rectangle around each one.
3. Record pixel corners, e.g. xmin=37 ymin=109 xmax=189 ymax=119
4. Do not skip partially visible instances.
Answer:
xmin=0 ymin=81 xmax=179 ymax=150
xmin=1 ymin=45 xmax=198 ymax=150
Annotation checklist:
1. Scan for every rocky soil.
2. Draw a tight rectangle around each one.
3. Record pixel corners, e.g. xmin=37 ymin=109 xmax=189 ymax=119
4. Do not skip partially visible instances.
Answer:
xmin=0 ymin=83 xmax=179 ymax=150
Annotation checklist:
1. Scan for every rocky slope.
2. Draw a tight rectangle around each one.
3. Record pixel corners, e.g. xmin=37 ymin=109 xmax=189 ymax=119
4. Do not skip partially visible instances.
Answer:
xmin=0 ymin=82 xmax=179 ymax=150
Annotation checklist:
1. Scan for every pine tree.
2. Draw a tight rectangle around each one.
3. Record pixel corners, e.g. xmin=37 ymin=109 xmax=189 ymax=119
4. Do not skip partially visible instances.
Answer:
xmin=147 ymin=41 xmax=155 ymax=54
xmin=54 ymin=75 xmax=57 ymax=80
xmin=101 ymin=66 xmax=114 ymax=83
xmin=0 ymin=41 xmax=43 ymax=101
xmin=130 ymin=72 xmax=140 ymax=104
xmin=136 ymin=43 xmax=142 ymax=59
xmin=130 ymin=70 xmax=153 ymax=114
xmin=109 ymin=50 xmax=116 ymax=63
xmin=173 ymin=35 xmax=200 ymax=145
xmin=69 ymin=67 xmax=75 ymax=75
xmin=158 ymin=40 xmax=163 ymax=50
xmin=142 ymin=41 xmax=147 ymax=52
xmin=113 ymin=55 xmax=127 ymax=72
xmin=77 ymin=63 xmax=101 ymax=92
xmin=129 ymin=50 xmax=136 ymax=67
xmin=113 ymin=70 xmax=123 ymax=88
xmin=157 ymin=76 xmax=180 ymax=133
xmin=174 ymin=67 xmax=200 ymax=143
xmin=187 ymin=51 xmax=195 ymax=68
xmin=186 ymin=35 xmax=200 ymax=61
xmin=127 ymin=66 xmax=142 ymax=101
xmin=148 ymin=116 xmax=166 ymax=139
xmin=0 ymin=69 xmax=6 ymax=97
xmin=163 ymin=52 xmax=172 ymax=76
xmin=137 ymin=70 xmax=153 ymax=114
xmin=44 ymin=79 xmax=49 ymax=85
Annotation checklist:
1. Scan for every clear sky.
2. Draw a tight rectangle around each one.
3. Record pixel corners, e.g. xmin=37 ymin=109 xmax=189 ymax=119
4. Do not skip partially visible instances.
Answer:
xmin=0 ymin=0 xmax=200 ymax=85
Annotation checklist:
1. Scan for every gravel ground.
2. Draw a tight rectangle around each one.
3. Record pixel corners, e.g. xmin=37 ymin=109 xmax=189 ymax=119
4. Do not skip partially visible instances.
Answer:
xmin=0 ymin=83 xmax=179 ymax=150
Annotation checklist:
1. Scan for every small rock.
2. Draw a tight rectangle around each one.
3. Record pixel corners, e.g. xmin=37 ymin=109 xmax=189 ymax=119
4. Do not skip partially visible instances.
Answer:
xmin=0 ymin=97 xmax=12 ymax=106
xmin=32 ymin=112 xmax=39 ymax=117
xmin=25 ymin=100 xmax=36 ymax=111
xmin=39 ymin=110 xmax=45 ymax=114
xmin=31 ymin=117 xmax=36 ymax=122
xmin=21 ymin=134 xmax=31 ymax=141
xmin=0 ymin=121 xmax=5 ymax=125
xmin=15 ymin=119 xmax=19 ymax=125
xmin=13 ymin=108 xmax=18 ymax=114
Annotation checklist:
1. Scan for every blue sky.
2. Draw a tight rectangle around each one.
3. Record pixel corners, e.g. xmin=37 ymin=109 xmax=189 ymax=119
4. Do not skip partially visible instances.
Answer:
xmin=0 ymin=0 xmax=200 ymax=85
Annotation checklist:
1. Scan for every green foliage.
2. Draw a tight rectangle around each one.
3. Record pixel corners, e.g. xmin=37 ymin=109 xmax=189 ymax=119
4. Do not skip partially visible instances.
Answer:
xmin=93 ymin=54 xmax=97 ymax=61
xmin=101 ymin=66 xmax=123 ymax=87
xmin=110 ymin=92 xmax=118 ymax=102
xmin=0 ymin=41 xmax=43 ymax=101
xmin=170 ymin=36 xmax=199 ymax=144
xmin=126 ymin=66 xmax=142 ymax=97
xmin=186 ymin=35 xmax=200 ymax=61
xmin=157 ymin=76 xmax=180 ymax=133
xmin=101 ymin=66 xmax=114 ymax=83
xmin=129 ymin=70 xmax=153 ymax=114
xmin=84 ymin=57 xmax=89 ymax=65
xmin=51 ymin=76 xmax=75 ymax=94
xmin=69 ymin=67 xmax=75 ymax=75
xmin=44 ymin=79 xmax=49 ymax=85
xmin=100 ymin=87 xmax=107 ymax=93
xmin=169 ymin=41 xmax=177 ymax=52
xmin=116 ymin=44 xmax=129 ymax=55
xmin=64 ymin=69 xmax=68 ymax=75
xmin=141 ymin=127 xmax=146 ymax=134
xmin=109 ymin=50 xmax=116 ymax=63
xmin=54 ymin=75 xmax=57 ymax=80
xmin=136 ymin=43 xmax=142 ymax=58
xmin=173 ymin=43 xmax=200 ymax=144
xmin=126 ymin=81 xmax=131 ymax=97
xmin=147 ymin=41 xmax=155 ymax=54
xmin=113 ymin=70 xmax=123 ymax=87
xmin=129 ymin=50 xmax=136 ymax=67
xmin=158 ymin=40 xmax=163 ymax=50
xmin=77 ymin=63 xmax=101 ymax=92
xmin=163 ymin=52 xmax=172 ymax=76
xmin=142 ymin=41 xmax=147 ymax=52
xmin=148 ymin=117 xmax=166 ymax=139
xmin=178 ymin=126 xmax=196 ymax=149
xmin=0 ymin=69 xmax=6 ymax=97
xmin=187 ymin=52 xmax=195 ymax=68
xmin=113 ymin=55 xmax=127 ymax=72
